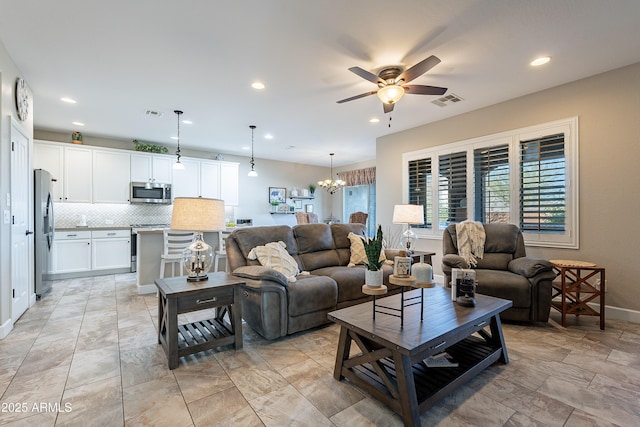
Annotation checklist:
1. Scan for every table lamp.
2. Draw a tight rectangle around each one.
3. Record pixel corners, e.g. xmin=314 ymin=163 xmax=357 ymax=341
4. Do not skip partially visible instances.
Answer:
xmin=170 ymin=197 xmax=225 ymax=282
xmin=392 ymin=204 xmax=425 ymax=252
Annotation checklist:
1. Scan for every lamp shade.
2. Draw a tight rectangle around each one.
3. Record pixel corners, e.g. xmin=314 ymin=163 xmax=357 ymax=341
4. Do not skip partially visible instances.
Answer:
xmin=171 ymin=197 xmax=226 ymax=231
xmin=392 ymin=204 xmax=424 ymax=225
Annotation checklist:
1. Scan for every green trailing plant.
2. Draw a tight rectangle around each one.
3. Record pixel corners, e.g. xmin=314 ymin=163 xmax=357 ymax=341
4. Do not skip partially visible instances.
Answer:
xmin=308 ymin=183 xmax=316 ymax=194
xmin=362 ymin=225 xmax=384 ymax=271
xmin=133 ymin=139 xmax=169 ymax=154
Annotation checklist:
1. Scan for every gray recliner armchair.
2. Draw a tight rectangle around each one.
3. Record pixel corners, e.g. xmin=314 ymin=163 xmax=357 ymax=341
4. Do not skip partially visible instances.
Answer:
xmin=442 ymin=223 xmax=556 ymax=322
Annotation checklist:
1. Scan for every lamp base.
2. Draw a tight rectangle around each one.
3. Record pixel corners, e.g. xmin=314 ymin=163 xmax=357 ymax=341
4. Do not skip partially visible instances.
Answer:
xmin=186 ymin=274 xmax=209 ymax=282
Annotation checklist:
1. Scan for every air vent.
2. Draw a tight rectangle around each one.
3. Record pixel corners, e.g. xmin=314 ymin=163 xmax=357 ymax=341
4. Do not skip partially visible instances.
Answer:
xmin=431 ymin=93 xmax=464 ymax=107
xmin=145 ymin=110 xmax=163 ymax=117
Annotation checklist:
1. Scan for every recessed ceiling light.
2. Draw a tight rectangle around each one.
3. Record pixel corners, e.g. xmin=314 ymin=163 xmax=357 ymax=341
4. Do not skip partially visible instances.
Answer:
xmin=181 ymin=120 xmax=192 ymax=125
xmin=241 ymin=146 xmax=250 ymax=150
xmin=264 ymin=133 xmax=273 ymax=140
xmin=61 ymin=97 xmax=76 ymax=104
xmin=369 ymin=117 xmax=380 ymax=123
xmin=530 ymin=56 xmax=551 ymax=67
xmin=170 ymin=136 xmax=178 ymax=140
xmin=251 ymin=81 xmax=265 ymax=90
xmin=72 ymin=121 xmax=85 ymax=126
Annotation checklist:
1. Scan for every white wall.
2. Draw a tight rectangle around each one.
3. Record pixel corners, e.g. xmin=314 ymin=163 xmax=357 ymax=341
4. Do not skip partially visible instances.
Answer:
xmin=376 ymin=63 xmax=640 ymax=313
xmin=0 ymin=39 xmax=34 ymax=335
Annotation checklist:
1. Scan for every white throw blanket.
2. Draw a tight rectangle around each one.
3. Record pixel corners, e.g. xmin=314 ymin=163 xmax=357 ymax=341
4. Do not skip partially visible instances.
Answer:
xmin=455 ymin=221 xmax=485 ymax=267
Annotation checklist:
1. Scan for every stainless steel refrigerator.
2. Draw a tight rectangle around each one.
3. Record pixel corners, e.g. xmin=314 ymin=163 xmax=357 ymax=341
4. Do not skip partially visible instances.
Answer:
xmin=34 ymin=169 xmax=55 ymax=298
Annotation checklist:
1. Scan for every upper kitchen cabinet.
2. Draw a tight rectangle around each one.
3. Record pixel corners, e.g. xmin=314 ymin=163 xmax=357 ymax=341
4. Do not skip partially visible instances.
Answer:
xmin=93 ymin=150 xmax=131 ymax=203
xmin=33 ymin=141 xmax=64 ymax=202
xmin=130 ymin=153 xmax=173 ymax=184
xmin=63 ymin=146 xmax=93 ymax=202
xmin=172 ymin=158 xmax=238 ymax=204
xmin=220 ymin=162 xmax=239 ymax=206
xmin=172 ymin=158 xmax=201 ymax=198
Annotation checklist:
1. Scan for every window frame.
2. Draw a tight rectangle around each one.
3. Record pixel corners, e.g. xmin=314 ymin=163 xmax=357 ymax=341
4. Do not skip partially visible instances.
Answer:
xmin=402 ymin=117 xmax=579 ymax=249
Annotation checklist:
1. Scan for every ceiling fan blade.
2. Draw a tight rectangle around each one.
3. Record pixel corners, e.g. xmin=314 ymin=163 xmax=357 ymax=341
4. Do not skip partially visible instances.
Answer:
xmin=397 ymin=55 xmax=441 ymax=83
xmin=336 ymin=91 xmax=378 ymax=104
xmin=348 ymin=66 xmax=383 ymax=84
xmin=383 ymin=102 xmax=394 ymax=114
xmin=403 ymin=85 xmax=447 ymax=95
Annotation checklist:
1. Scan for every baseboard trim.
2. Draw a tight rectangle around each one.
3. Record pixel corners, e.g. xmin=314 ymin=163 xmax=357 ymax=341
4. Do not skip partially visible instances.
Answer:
xmin=0 ymin=318 xmax=13 ymax=340
xmin=137 ymin=283 xmax=156 ymax=295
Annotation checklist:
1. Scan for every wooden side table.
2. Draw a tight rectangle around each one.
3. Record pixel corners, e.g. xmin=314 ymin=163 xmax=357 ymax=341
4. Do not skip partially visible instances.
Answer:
xmin=155 ymin=273 xmax=244 ymax=369
xmin=550 ymin=260 xmax=605 ymax=330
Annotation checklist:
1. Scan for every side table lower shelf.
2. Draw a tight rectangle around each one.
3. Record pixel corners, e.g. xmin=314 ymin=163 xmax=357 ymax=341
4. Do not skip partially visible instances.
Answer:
xmin=176 ymin=316 xmax=237 ymax=358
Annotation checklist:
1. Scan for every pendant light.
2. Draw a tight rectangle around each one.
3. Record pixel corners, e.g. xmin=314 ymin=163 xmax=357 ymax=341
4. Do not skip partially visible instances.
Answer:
xmin=318 ymin=153 xmax=345 ymax=194
xmin=248 ymin=125 xmax=258 ymax=177
xmin=173 ymin=110 xmax=185 ymax=170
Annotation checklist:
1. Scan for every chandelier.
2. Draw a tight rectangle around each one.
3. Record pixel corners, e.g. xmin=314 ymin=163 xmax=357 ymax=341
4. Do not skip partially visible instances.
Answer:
xmin=318 ymin=153 xmax=345 ymax=194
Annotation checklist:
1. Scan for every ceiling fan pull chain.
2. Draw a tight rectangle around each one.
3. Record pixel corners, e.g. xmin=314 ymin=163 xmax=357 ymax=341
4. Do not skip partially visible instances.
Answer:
xmin=389 ymin=116 xmax=393 ymax=128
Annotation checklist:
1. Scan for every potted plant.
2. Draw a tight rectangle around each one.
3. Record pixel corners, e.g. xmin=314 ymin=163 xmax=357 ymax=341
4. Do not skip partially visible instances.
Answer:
xmin=270 ymin=200 xmax=280 ymax=212
xmin=71 ymin=131 xmax=83 ymax=144
xmin=308 ymin=184 xmax=316 ymax=196
xmin=362 ymin=225 xmax=384 ymax=287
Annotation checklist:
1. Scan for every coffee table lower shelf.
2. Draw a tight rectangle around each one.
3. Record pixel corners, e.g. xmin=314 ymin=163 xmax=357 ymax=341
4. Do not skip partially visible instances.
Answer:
xmin=342 ymin=336 xmax=502 ymax=414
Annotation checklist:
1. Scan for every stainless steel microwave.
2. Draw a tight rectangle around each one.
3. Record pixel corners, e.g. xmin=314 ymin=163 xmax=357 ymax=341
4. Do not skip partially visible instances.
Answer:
xmin=130 ymin=182 xmax=172 ymax=204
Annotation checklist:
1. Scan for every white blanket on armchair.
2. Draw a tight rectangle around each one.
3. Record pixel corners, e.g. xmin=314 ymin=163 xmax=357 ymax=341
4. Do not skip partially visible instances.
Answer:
xmin=456 ymin=221 xmax=485 ymax=267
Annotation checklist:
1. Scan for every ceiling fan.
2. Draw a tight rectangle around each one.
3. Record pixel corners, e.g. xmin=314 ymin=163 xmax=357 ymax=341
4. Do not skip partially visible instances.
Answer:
xmin=337 ymin=55 xmax=447 ymax=113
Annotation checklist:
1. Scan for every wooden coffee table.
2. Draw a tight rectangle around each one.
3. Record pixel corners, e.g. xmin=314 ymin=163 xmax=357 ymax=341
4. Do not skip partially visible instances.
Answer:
xmin=328 ymin=286 xmax=511 ymax=427
xmin=155 ymin=273 xmax=244 ymax=369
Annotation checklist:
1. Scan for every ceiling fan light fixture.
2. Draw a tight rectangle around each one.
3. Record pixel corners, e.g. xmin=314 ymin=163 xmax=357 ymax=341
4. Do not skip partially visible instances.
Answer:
xmin=377 ymin=85 xmax=405 ymax=104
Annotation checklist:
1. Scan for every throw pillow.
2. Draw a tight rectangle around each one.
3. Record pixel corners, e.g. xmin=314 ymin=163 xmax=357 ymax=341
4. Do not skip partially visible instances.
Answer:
xmin=248 ymin=241 xmax=300 ymax=282
xmin=347 ymin=232 xmax=386 ymax=267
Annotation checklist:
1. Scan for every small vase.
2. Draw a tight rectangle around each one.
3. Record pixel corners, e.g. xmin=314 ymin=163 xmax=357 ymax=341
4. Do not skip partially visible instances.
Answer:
xmin=365 ymin=269 xmax=383 ymax=288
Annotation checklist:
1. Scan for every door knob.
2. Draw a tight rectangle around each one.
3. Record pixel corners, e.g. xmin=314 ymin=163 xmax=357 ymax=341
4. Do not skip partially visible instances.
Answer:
xmin=25 ymin=230 xmax=34 ymax=235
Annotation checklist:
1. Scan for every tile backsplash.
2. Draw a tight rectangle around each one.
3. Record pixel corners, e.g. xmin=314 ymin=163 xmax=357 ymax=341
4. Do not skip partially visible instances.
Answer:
xmin=54 ymin=203 xmax=173 ymax=228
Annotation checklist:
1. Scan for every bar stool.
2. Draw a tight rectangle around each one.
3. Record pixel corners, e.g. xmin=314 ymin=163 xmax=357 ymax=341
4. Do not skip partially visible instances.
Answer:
xmin=214 ymin=230 xmax=232 ymax=272
xmin=159 ymin=229 xmax=195 ymax=278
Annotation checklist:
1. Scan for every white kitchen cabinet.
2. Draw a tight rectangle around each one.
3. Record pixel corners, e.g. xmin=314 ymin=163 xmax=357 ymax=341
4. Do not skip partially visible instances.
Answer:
xmin=130 ymin=153 xmax=173 ymax=183
xmin=172 ymin=158 xmax=201 ymax=198
xmin=33 ymin=141 xmax=64 ymax=202
xmin=200 ymin=160 xmax=220 ymax=199
xmin=51 ymin=230 xmax=92 ymax=273
xmin=63 ymin=146 xmax=93 ymax=202
xmin=93 ymin=150 xmax=131 ymax=203
xmin=92 ymin=230 xmax=131 ymax=270
xmin=220 ymin=162 xmax=239 ymax=205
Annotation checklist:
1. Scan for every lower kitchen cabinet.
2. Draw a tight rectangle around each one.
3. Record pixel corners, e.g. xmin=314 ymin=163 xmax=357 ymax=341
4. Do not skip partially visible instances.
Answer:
xmin=51 ymin=230 xmax=92 ymax=274
xmin=92 ymin=230 xmax=131 ymax=270
xmin=51 ymin=229 xmax=131 ymax=276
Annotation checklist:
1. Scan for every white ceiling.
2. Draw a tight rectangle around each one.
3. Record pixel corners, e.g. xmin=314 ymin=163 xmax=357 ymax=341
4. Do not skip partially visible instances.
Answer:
xmin=1 ymin=0 xmax=639 ymax=167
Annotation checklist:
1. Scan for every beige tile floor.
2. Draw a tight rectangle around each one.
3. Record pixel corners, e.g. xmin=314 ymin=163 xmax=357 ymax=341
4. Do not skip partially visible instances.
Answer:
xmin=1 ymin=273 xmax=639 ymax=426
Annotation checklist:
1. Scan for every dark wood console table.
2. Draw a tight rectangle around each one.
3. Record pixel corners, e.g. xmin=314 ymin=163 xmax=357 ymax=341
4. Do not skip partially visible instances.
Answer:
xmin=329 ymin=286 xmax=511 ymax=427
xmin=155 ymin=273 xmax=244 ymax=369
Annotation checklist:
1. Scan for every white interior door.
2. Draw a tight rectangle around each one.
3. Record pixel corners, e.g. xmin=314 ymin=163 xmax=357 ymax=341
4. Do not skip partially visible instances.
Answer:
xmin=10 ymin=119 xmax=32 ymax=321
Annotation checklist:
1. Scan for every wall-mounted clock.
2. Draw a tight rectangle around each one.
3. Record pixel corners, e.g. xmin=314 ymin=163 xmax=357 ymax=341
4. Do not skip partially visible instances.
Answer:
xmin=15 ymin=77 xmax=30 ymax=121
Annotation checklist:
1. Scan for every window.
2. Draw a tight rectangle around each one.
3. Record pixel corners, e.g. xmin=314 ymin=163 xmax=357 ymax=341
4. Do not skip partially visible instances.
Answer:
xmin=438 ymin=152 xmax=467 ymax=228
xmin=474 ymin=144 xmax=510 ymax=223
xmin=407 ymin=158 xmax=432 ymax=228
xmin=402 ymin=117 xmax=578 ymax=248
xmin=519 ymin=134 xmax=565 ymax=233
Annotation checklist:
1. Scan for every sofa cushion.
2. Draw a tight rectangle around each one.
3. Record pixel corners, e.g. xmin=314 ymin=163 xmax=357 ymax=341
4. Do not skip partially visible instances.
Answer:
xmin=293 ymin=224 xmax=341 ymax=270
xmin=286 ymin=275 xmax=337 ymax=316
xmin=475 ymin=269 xmax=531 ymax=308
xmin=248 ymin=241 xmax=300 ymax=282
xmin=330 ymin=223 xmax=366 ymax=265
xmin=346 ymin=232 xmax=386 ymax=267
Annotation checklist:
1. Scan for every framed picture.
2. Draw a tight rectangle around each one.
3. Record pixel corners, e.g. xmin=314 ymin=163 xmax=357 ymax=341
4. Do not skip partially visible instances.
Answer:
xmin=305 ymin=204 xmax=313 ymax=213
xmin=269 ymin=187 xmax=286 ymax=204
xmin=294 ymin=200 xmax=303 ymax=210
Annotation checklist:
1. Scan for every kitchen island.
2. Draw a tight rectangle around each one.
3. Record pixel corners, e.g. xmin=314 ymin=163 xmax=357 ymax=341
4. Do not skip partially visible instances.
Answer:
xmin=135 ymin=228 xmax=231 ymax=294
